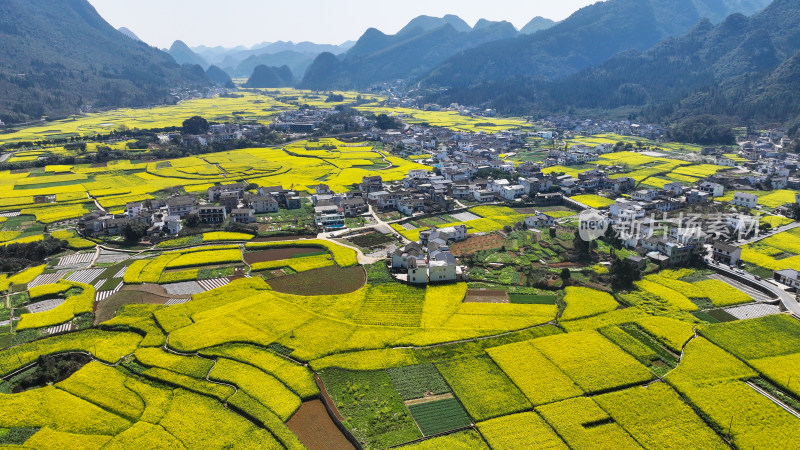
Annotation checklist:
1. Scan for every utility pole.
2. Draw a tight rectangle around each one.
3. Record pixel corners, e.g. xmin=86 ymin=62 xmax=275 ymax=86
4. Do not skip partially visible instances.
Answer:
xmin=728 ymin=415 xmax=734 ymax=438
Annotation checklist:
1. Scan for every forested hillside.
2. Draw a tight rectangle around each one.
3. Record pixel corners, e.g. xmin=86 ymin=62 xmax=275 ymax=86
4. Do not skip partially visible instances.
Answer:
xmin=301 ymin=16 xmax=519 ymax=90
xmin=422 ymin=0 xmax=772 ymax=88
xmin=0 ymin=0 xmax=211 ymax=124
xmin=428 ymin=0 xmax=800 ymax=129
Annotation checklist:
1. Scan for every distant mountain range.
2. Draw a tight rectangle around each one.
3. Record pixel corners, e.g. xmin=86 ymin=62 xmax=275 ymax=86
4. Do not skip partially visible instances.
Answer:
xmin=300 ymin=0 xmax=771 ymax=91
xmin=429 ymin=0 xmax=799 ymax=128
xmin=0 ymin=0 xmax=211 ymax=124
xmin=117 ymin=27 xmax=141 ymax=42
xmin=169 ymin=40 xmax=208 ymax=67
xmin=244 ymin=65 xmax=294 ymax=88
xmin=300 ymin=16 xmax=524 ymax=89
xmin=190 ymin=41 xmax=355 ymax=79
xmin=181 ymin=13 xmax=561 ymax=85
xmin=422 ymin=0 xmax=773 ymax=88
xmin=205 ymin=65 xmax=235 ymax=89
xmin=520 ymin=17 xmax=557 ymax=34
xmin=3 ymin=0 xmax=788 ymax=130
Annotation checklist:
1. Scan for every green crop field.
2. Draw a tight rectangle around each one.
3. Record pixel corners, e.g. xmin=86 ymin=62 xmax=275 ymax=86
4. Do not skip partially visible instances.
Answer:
xmin=386 ymin=364 xmax=451 ymax=400
xmin=1 ymin=80 xmax=799 ymax=449
xmin=407 ymin=398 xmax=471 ymax=436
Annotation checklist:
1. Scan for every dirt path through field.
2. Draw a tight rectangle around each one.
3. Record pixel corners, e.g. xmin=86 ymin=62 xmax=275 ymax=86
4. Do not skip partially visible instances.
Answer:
xmin=403 ymin=393 xmax=454 ymax=406
xmin=314 ymin=374 xmax=344 ymax=421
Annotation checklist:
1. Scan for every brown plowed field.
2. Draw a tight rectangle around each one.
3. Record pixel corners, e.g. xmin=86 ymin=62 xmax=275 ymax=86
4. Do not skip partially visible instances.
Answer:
xmin=449 ymin=233 xmax=505 ymax=256
xmin=251 ymin=235 xmax=316 ymax=242
xmin=243 ymin=247 xmax=323 ymax=264
xmin=465 ymin=289 xmax=510 ymax=303
xmin=268 ymin=265 xmax=366 ymax=296
xmin=287 ymin=400 xmax=354 ymax=450
xmin=94 ymin=289 xmax=169 ymax=324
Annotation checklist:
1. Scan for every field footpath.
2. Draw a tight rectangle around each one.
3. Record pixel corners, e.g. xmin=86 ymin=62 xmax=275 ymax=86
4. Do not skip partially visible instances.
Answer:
xmin=393 ymin=321 xmax=557 ymax=351
xmin=313 ymin=374 xmax=364 ymax=449
xmin=403 ymin=392 xmax=454 ymax=406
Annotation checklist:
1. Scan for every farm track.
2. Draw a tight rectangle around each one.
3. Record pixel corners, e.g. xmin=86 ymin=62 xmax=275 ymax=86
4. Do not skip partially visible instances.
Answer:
xmin=200 ymin=157 xmax=229 ymax=177
xmin=403 ymin=393 xmax=454 ymax=406
xmin=746 ymin=381 xmax=800 ymax=419
xmin=393 ymin=322 xmax=557 ymax=351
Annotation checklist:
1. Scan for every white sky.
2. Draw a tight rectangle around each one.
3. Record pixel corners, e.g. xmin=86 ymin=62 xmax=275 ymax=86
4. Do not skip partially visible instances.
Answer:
xmin=87 ymin=0 xmax=600 ymax=49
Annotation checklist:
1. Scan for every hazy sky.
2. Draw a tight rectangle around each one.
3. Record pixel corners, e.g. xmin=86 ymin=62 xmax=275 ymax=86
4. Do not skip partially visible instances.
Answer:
xmin=88 ymin=0 xmax=599 ymax=49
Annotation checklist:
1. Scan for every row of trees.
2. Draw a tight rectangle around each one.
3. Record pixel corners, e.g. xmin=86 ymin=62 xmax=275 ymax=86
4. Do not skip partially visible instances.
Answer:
xmin=0 ymin=238 xmax=67 ymax=273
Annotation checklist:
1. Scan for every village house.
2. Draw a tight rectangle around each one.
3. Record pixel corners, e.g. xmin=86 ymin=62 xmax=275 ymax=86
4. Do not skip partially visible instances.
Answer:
xmin=774 ymin=269 xmax=800 ymax=288
xmin=208 ymin=182 xmax=246 ymax=202
xmin=219 ymin=191 xmax=241 ymax=213
xmin=231 ymin=208 xmax=256 ymax=224
xmin=341 ymin=197 xmax=368 ymax=217
xmin=368 ymin=191 xmax=402 ymax=211
xmin=165 ymin=215 xmax=182 ymax=235
xmin=631 ymin=189 xmax=659 ymax=202
xmin=712 ymin=242 xmax=742 ymax=266
xmin=664 ymin=182 xmax=685 ymax=195
xmin=685 ymin=189 xmax=711 ymax=204
xmin=314 ymin=205 xmax=345 ymax=230
xmin=419 ymin=225 xmax=468 ymax=247
xmin=245 ymin=194 xmax=279 ymax=214
xmin=499 ymin=184 xmax=525 ymax=201
xmin=698 ymin=181 xmax=724 ymax=197
xmin=358 ymin=176 xmax=384 ymax=193
xmin=126 ymin=202 xmax=144 ymax=217
xmin=731 ymin=192 xmax=758 ymax=208
xmin=390 ymin=243 xmax=426 ymax=269
xmin=196 ymin=205 xmax=226 ymax=224
xmin=524 ymin=212 xmax=556 ymax=229
xmin=166 ymin=196 xmax=195 ymax=219
xmin=473 ymin=189 xmax=495 ymax=203
xmin=285 ymin=195 xmax=302 ymax=210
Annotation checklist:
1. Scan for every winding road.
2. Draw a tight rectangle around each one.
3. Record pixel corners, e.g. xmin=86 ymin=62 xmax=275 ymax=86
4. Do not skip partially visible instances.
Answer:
xmin=706 ymin=261 xmax=800 ymax=318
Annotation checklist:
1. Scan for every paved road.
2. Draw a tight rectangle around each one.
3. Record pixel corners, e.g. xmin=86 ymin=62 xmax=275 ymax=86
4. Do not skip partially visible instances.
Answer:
xmin=0 ymin=151 xmax=15 ymax=163
xmin=734 ymin=221 xmax=800 ymax=247
xmin=368 ymin=204 xmax=410 ymax=244
xmin=707 ymin=261 xmax=800 ymax=317
xmin=313 ymin=234 xmax=382 ymax=265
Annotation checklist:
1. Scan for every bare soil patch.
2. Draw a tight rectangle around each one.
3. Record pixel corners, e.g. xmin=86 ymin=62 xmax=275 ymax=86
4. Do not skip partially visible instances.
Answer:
xmin=287 ymin=400 xmax=354 ymax=450
xmin=465 ymin=289 xmax=510 ymax=303
xmin=252 ymin=235 xmax=316 ymax=243
xmin=244 ymin=247 xmax=323 ymax=264
xmin=450 ymin=232 xmax=505 ymax=256
xmin=269 ymin=265 xmax=366 ymax=296
xmin=121 ymin=283 xmax=170 ymax=297
xmin=404 ymin=393 xmax=454 ymax=406
xmin=94 ymin=290 xmax=169 ymax=324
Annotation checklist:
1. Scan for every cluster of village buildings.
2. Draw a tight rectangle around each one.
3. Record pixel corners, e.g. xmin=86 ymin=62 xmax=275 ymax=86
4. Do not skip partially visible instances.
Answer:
xmin=81 ymin=183 xmax=303 ymax=239
xmin=68 ymin=112 xmax=800 ymax=285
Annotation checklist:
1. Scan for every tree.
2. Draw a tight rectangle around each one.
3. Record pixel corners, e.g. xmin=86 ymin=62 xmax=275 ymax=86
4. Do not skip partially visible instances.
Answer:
xmin=603 ymin=225 xmax=622 ymax=250
xmin=609 ymin=257 xmax=641 ymax=289
xmin=686 ymin=245 xmax=707 ymax=268
xmin=182 ymin=116 xmax=209 ymax=135
xmin=375 ymin=114 xmax=401 ymax=130
xmin=184 ymin=213 xmax=200 ymax=228
xmin=121 ymin=222 xmax=147 ymax=245
xmin=573 ymin=230 xmax=591 ymax=258
xmin=560 ymin=268 xmax=571 ymax=282
xmin=791 ymin=203 xmax=800 ymax=220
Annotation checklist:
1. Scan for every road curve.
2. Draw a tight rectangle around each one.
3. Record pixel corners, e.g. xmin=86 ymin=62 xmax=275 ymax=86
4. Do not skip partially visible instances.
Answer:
xmin=707 ymin=262 xmax=800 ymax=318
